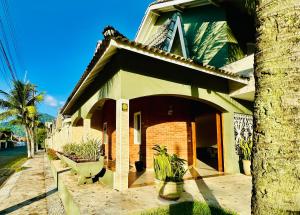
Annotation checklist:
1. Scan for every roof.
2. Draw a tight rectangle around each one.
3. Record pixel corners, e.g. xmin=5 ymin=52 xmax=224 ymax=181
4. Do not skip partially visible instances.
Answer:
xmin=152 ymin=0 xmax=176 ymax=5
xmin=61 ymin=26 xmax=248 ymax=114
xmin=135 ymin=0 xmax=212 ymax=42
xmin=145 ymin=12 xmax=181 ymax=51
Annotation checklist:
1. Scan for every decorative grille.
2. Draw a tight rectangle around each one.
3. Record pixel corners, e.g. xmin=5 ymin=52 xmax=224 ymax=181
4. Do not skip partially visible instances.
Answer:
xmin=234 ymin=113 xmax=253 ymax=155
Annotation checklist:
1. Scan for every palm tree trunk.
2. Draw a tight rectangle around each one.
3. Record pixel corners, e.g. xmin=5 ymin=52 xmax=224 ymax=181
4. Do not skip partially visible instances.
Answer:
xmin=24 ymin=126 xmax=31 ymax=158
xmin=35 ymin=127 xmax=39 ymax=152
xmin=28 ymin=127 xmax=35 ymax=157
xmin=252 ymin=0 xmax=300 ymax=214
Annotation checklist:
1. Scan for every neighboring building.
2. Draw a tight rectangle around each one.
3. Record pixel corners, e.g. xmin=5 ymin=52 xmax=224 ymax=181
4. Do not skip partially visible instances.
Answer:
xmin=0 ymin=130 xmax=16 ymax=149
xmin=46 ymin=0 xmax=255 ymax=191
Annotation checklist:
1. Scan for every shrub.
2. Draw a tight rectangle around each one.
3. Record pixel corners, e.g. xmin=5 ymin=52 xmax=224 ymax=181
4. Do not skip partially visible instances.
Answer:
xmin=63 ymin=138 xmax=103 ymax=161
xmin=153 ymin=144 xmax=187 ymax=182
xmin=47 ymin=148 xmax=58 ymax=160
xmin=239 ymin=139 xmax=253 ymax=160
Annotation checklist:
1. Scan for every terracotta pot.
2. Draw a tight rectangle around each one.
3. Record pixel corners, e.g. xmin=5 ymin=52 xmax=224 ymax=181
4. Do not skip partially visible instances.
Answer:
xmin=242 ymin=159 xmax=251 ymax=176
xmin=155 ymin=179 xmax=184 ymax=200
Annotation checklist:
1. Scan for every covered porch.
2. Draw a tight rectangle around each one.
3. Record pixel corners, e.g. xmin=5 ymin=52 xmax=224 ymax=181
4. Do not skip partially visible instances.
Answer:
xmin=61 ymin=34 xmax=252 ymax=190
xmin=75 ymin=93 xmax=242 ymax=190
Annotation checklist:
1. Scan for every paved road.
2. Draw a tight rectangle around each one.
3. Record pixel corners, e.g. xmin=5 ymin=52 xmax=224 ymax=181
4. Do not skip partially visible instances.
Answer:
xmin=0 ymin=152 xmax=64 ymax=215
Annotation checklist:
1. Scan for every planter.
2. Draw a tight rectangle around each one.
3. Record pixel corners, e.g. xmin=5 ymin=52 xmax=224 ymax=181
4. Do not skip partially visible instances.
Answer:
xmin=242 ymin=159 xmax=251 ymax=176
xmin=135 ymin=161 xmax=144 ymax=172
xmin=155 ymin=179 xmax=184 ymax=200
xmin=57 ymin=153 xmax=104 ymax=184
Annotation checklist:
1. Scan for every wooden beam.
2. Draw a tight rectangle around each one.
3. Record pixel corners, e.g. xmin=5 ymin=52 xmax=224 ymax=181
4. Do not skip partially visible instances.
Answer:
xmin=216 ymin=113 xmax=223 ymax=172
xmin=191 ymin=122 xmax=197 ymax=166
xmin=173 ymin=5 xmax=185 ymax=12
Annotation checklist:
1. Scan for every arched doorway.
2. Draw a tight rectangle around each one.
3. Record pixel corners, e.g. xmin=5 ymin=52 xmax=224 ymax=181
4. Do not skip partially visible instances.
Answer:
xmin=128 ymin=95 xmax=224 ymax=187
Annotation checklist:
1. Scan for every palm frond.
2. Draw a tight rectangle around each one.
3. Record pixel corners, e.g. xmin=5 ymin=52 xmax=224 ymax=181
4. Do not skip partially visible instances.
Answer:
xmin=0 ymin=109 xmax=17 ymax=121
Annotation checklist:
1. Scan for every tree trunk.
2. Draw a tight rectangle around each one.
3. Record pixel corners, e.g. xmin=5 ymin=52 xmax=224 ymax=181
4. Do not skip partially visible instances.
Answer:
xmin=252 ymin=0 xmax=300 ymax=214
xmin=29 ymin=128 xmax=35 ymax=157
xmin=34 ymin=127 xmax=38 ymax=152
xmin=25 ymin=126 xmax=31 ymax=158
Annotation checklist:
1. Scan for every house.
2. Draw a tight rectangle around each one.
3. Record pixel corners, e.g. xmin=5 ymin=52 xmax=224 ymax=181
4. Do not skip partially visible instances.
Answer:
xmin=46 ymin=0 xmax=255 ymax=191
xmin=0 ymin=130 xmax=15 ymax=149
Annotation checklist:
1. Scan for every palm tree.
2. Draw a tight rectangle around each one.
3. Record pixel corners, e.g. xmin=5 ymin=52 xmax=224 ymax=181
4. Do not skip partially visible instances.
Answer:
xmin=252 ymin=0 xmax=300 ymax=214
xmin=0 ymin=80 xmax=43 ymax=158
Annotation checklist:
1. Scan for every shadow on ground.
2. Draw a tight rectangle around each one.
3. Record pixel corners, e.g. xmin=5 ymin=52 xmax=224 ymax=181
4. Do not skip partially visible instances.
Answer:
xmin=0 ymin=188 xmax=57 ymax=214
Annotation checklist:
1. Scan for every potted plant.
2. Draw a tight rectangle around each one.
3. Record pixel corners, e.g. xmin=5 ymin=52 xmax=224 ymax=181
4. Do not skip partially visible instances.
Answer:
xmin=135 ymin=151 xmax=144 ymax=172
xmin=57 ymin=138 xmax=104 ymax=184
xmin=153 ymin=145 xmax=187 ymax=200
xmin=239 ymin=139 xmax=253 ymax=176
xmin=135 ymin=160 xmax=144 ymax=172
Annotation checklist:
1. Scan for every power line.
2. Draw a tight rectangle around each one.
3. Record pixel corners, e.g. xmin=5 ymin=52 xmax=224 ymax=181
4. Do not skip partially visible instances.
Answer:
xmin=2 ymin=0 xmax=22 ymax=72
xmin=0 ymin=0 xmax=24 ymax=80
xmin=0 ymin=18 xmax=17 ymax=77
xmin=0 ymin=51 xmax=12 ymax=89
xmin=0 ymin=39 xmax=16 ymax=81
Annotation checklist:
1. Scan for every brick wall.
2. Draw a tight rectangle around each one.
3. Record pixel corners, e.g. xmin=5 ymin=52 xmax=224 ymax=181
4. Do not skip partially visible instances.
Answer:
xmin=88 ymin=96 xmax=217 ymax=170
xmin=129 ymin=96 xmax=202 ymax=168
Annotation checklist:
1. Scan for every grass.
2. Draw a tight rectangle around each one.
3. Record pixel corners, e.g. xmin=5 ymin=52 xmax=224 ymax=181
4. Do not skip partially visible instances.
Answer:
xmin=0 ymin=146 xmax=28 ymax=186
xmin=139 ymin=201 xmax=237 ymax=215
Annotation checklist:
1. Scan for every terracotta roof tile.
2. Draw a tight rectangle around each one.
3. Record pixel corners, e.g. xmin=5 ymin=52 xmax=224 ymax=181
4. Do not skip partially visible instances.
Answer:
xmin=61 ymin=26 xmax=248 ymax=114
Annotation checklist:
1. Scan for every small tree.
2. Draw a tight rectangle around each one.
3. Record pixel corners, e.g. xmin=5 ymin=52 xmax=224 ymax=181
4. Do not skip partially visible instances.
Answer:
xmin=0 ymin=80 xmax=43 ymax=158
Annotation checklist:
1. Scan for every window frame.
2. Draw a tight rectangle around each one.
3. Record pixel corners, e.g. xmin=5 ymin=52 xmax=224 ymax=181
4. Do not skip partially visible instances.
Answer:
xmin=134 ymin=112 xmax=142 ymax=145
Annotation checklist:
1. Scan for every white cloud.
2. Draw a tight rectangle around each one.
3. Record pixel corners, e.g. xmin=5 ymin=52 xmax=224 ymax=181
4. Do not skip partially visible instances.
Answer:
xmin=44 ymin=95 xmax=65 ymax=108
xmin=59 ymin=101 xmax=65 ymax=106
xmin=45 ymin=95 xmax=58 ymax=107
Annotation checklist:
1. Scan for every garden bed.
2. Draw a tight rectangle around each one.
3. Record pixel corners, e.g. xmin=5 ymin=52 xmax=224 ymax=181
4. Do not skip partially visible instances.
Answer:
xmin=57 ymin=152 xmax=104 ymax=184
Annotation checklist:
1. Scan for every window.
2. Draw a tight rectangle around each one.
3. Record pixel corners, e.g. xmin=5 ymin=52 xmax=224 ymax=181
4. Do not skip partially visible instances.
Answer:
xmin=103 ymin=122 xmax=108 ymax=144
xmin=134 ymin=112 xmax=142 ymax=145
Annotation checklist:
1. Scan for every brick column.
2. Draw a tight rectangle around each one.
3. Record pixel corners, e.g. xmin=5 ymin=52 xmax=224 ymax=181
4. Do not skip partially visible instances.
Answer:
xmin=114 ymin=99 xmax=129 ymax=191
xmin=83 ymin=118 xmax=91 ymax=141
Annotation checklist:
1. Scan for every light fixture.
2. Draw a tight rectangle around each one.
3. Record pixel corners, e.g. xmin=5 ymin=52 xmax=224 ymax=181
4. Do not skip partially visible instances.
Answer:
xmin=168 ymin=105 xmax=173 ymax=116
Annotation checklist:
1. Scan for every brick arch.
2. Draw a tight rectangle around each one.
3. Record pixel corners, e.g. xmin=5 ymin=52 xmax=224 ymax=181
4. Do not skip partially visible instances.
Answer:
xmin=85 ymin=98 xmax=116 ymax=119
xmin=72 ymin=117 xmax=83 ymax=127
xmin=128 ymin=95 xmax=223 ymax=169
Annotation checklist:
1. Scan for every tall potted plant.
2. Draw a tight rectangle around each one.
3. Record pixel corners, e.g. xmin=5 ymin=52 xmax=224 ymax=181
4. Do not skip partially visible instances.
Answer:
xmin=239 ymin=139 xmax=253 ymax=176
xmin=153 ymin=145 xmax=187 ymax=200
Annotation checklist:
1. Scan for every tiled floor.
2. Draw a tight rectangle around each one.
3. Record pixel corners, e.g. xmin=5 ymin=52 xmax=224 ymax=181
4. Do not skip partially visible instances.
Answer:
xmin=53 ymin=159 xmax=251 ymax=215
xmin=128 ymin=160 xmax=224 ymax=188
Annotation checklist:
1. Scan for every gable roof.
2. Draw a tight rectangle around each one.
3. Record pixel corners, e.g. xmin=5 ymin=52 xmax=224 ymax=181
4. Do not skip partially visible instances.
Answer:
xmin=145 ymin=12 xmax=188 ymax=58
xmin=136 ymin=0 xmax=213 ymax=43
xmin=61 ymin=26 xmax=249 ymax=114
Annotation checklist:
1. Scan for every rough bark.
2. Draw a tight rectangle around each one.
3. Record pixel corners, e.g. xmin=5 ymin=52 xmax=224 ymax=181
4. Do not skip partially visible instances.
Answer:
xmin=34 ymin=128 xmax=38 ymax=152
xmin=252 ymin=0 xmax=300 ymax=214
xmin=28 ymin=128 xmax=35 ymax=157
xmin=25 ymin=126 xmax=32 ymax=158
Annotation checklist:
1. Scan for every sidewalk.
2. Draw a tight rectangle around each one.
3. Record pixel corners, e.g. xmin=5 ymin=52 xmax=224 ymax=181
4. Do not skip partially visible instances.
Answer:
xmin=0 ymin=152 xmax=64 ymax=215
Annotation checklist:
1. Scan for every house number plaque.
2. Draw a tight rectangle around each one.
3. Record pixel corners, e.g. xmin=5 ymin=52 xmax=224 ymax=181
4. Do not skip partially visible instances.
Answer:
xmin=122 ymin=103 xmax=128 ymax=112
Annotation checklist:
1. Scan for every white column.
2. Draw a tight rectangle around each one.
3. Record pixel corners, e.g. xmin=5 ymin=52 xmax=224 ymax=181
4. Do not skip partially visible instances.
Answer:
xmin=114 ymin=99 xmax=130 ymax=191
xmin=83 ymin=118 xmax=91 ymax=141
xmin=222 ymin=112 xmax=240 ymax=173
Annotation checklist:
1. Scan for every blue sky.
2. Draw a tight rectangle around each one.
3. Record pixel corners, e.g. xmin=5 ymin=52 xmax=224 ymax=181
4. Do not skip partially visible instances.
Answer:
xmin=0 ymin=0 xmax=152 ymax=116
